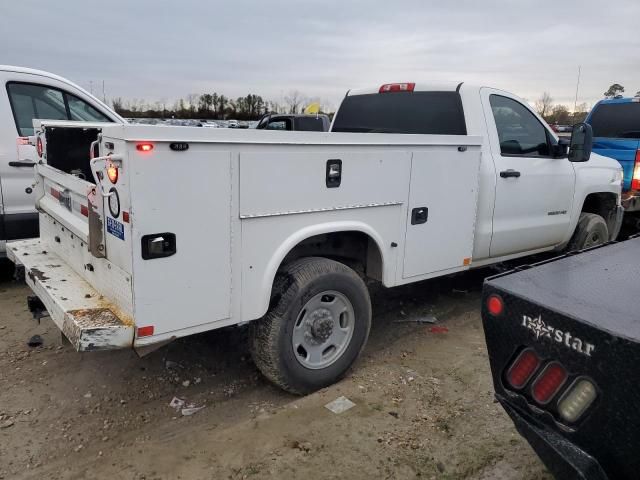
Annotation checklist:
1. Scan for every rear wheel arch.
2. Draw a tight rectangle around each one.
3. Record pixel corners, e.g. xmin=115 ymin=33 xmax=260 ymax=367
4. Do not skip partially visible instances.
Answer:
xmin=257 ymin=223 xmax=387 ymax=320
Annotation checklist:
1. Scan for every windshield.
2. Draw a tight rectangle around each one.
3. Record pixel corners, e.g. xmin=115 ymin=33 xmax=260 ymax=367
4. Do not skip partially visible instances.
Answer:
xmin=332 ymin=91 xmax=466 ymax=135
xmin=589 ymin=102 xmax=640 ymax=139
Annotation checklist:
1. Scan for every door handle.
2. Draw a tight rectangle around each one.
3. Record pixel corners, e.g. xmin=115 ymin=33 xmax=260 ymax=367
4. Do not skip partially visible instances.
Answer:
xmin=411 ymin=207 xmax=428 ymax=225
xmin=500 ymin=169 xmax=521 ymax=178
xmin=9 ymin=160 xmax=36 ymax=167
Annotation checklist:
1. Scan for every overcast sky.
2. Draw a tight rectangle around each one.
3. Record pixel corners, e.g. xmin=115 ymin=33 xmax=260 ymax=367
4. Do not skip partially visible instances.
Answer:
xmin=2 ymin=0 xmax=639 ymax=111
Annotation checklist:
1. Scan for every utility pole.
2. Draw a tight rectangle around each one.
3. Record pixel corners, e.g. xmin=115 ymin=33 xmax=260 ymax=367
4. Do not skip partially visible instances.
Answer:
xmin=89 ymin=80 xmax=93 ymax=95
xmin=102 ymin=80 xmax=106 ymax=103
xmin=573 ymin=66 xmax=581 ymax=113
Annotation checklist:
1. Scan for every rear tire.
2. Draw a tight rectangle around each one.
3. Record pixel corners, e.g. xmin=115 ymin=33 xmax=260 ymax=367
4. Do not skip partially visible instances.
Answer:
xmin=568 ymin=213 xmax=609 ymax=251
xmin=249 ymin=257 xmax=371 ymax=395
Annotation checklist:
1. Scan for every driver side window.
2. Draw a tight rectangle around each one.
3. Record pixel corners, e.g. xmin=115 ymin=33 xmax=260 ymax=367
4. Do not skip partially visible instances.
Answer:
xmin=490 ymin=95 xmax=550 ymax=157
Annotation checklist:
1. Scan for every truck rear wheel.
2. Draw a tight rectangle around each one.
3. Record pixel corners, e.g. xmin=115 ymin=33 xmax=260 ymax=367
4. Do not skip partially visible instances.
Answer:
xmin=568 ymin=213 xmax=609 ymax=251
xmin=249 ymin=257 xmax=371 ymax=395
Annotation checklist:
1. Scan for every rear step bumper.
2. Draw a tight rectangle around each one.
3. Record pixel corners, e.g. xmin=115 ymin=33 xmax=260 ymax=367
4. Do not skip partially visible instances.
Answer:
xmin=7 ymin=239 xmax=134 ymax=351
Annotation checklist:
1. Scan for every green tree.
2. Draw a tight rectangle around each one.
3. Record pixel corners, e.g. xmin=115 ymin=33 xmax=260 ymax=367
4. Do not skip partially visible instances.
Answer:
xmin=604 ymin=84 xmax=624 ymax=97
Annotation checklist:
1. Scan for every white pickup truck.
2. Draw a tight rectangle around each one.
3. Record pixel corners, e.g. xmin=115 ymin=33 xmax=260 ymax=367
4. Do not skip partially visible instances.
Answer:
xmin=0 ymin=66 xmax=124 ymax=256
xmin=8 ymin=81 xmax=623 ymax=394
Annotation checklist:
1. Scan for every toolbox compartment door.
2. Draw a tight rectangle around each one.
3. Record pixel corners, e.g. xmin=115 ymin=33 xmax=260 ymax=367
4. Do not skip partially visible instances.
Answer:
xmin=402 ymin=145 xmax=481 ymax=278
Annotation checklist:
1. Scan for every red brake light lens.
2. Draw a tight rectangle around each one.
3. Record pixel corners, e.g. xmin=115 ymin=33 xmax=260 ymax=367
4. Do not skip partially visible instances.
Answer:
xmin=506 ymin=348 xmax=541 ymax=389
xmin=487 ymin=294 xmax=504 ymax=316
xmin=379 ymin=83 xmax=415 ymax=93
xmin=136 ymin=143 xmax=154 ymax=152
xmin=36 ymin=137 xmax=43 ymax=158
xmin=632 ymin=150 xmax=640 ymax=191
xmin=531 ymin=362 xmax=568 ymax=404
xmin=106 ymin=164 xmax=118 ymax=184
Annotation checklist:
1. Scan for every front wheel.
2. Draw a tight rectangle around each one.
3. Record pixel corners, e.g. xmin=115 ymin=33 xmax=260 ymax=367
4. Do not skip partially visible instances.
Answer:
xmin=249 ymin=257 xmax=371 ymax=395
xmin=568 ymin=212 xmax=609 ymax=251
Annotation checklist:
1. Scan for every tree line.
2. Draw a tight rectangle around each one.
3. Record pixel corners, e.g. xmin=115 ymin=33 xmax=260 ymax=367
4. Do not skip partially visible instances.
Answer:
xmin=534 ymin=83 xmax=639 ymax=125
xmin=111 ymin=90 xmax=324 ymax=120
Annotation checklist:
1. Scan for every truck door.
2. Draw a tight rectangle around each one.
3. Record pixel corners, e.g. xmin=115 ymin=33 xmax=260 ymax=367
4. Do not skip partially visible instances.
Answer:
xmin=1 ymin=79 xmax=114 ymax=241
xmin=481 ymin=88 xmax=575 ymax=257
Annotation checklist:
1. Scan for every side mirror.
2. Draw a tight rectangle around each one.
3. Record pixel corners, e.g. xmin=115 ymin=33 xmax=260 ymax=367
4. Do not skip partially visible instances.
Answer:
xmin=568 ymin=123 xmax=593 ymax=162
xmin=551 ymin=138 xmax=570 ymax=158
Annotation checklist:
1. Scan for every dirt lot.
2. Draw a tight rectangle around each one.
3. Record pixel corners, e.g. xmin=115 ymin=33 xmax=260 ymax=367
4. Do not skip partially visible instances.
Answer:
xmin=0 ymin=259 xmax=551 ymax=480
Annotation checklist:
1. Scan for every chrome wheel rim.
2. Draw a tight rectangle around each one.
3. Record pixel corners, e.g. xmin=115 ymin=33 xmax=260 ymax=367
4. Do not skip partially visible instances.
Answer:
xmin=291 ymin=290 xmax=355 ymax=370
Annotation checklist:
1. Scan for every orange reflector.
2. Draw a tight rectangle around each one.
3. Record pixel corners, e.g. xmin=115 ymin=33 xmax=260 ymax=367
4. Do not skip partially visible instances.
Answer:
xmin=137 ymin=326 xmax=154 ymax=337
xmin=136 ymin=143 xmax=154 ymax=152
xmin=463 ymin=257 xmax=471 ymax=266
xmin=107 ymin=164 xmax=118 ymax=184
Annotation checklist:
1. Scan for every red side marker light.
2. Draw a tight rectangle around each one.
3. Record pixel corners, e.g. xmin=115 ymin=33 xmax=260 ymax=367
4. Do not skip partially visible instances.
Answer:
xmin=379 ymin=82 xmax=415 ymax=93
xmin=487 ymin=294 xmax=504 ymax=316
xmin=506 ymin=348 xmax=541 ymax=389
xmin=80 ymin=205 xmax=89 ymax=217
xmin=137 ymin=325 xmax=154 ymax=337
xmin=17 ymin=136 xmax=30 ymax=145
xmin=122 ymin=211 xmax=130 ymax=223
xmin=136 ymin=143 xmax=154 ymax=152
xmin=37 ymin=137 xmax=43 ymax=157
xmin=531 ymin=362 xmax=568 ymax=404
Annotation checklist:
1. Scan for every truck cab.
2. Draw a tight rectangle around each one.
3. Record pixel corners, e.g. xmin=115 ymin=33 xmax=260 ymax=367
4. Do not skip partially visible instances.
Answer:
xmin=0 ymin=65 xmax=124 ymax=255
xmin=331 ymin=82 xmax=624 ymax=258
xmin=255 ymin=113 xmax=330 ymax=132
xmin=586 ymin=96 xmax=640 ymax=230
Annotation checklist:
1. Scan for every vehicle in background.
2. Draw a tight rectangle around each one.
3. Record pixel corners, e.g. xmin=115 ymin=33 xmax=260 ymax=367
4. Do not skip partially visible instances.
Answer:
xmin=227 ymin=119 xmax=239 ymax=128
xmin=8 ymin=81 xmax=622 ymax=395
xmin=556 ymin=124 xmax=573 ymax=133
xmin=586 ymin=96 xmax=640 ymax=231
xmin=0 ymin=65 xmax=124 ymax=256
xmin=255 ymin=113 xmax=330 ymax=132
xmin=481 ymin=237 xmax=640 ymax=480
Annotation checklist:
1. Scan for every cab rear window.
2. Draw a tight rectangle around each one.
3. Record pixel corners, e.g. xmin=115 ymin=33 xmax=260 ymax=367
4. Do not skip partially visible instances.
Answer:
xmin=332 ymin=91 xmax=467 ymax=135
xmin=589 ymin=102 xmax=640 ymax=139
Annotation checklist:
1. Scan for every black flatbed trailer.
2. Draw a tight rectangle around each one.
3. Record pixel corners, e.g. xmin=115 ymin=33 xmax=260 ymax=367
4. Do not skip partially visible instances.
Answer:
xmin=481 ymin=237 xmax=640 ymax=480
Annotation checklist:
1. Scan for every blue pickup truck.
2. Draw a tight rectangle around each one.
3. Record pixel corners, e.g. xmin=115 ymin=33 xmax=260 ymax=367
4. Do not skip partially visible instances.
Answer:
xmin=586 ymin=97 xmax=640 ymax=230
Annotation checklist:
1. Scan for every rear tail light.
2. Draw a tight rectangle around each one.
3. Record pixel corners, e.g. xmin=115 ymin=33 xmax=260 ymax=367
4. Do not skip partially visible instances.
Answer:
xmin=17 ymin=136 xmax=30 ymax=146
xmin=558 ymin=378 xmax=598 ymax=423
xmin=486 ymin=294 xmax=504 ymax=316
xmin=379 ymin=83 xmax=415 ymax=93
xmin=36 ymin=137 xmax=43 ymax=158
xmin=632 ymin=150 xmax=640 ymax=191
xmin=106 ymin=164 xmax=119 ymax=184
xmin=506 ymin=348 xmax=541 ymax=389
xmin=531 ymin=362 xmax=568 ymax=404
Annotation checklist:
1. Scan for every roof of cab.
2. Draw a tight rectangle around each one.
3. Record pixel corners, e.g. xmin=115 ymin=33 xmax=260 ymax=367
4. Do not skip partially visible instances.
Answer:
xmin=0 ymin=65 xmax=125 ymax=122
xmin=346 ymin=81 xmax=465 ymax=96
xmin=594 ymin=96 xmax=640 ymax=105
xmin=0 ymin=65 xmax=84 ymax=85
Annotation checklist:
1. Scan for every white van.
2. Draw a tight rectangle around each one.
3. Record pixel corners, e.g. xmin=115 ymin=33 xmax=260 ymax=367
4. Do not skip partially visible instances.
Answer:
xmin=0 ymin=66 xmax=124 ymax=256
